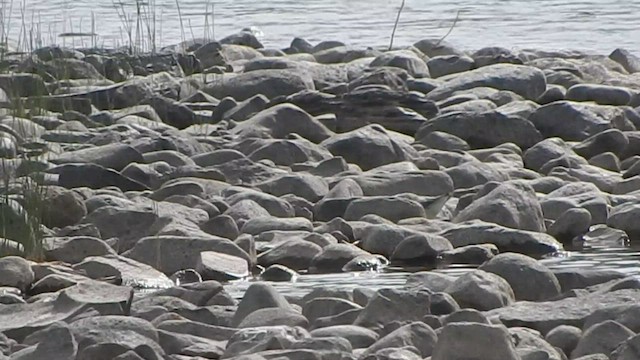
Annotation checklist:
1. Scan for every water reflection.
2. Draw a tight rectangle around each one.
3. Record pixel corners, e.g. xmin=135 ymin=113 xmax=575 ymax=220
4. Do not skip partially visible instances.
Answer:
xmin=225 ymin=244 xmax=640 ymax=299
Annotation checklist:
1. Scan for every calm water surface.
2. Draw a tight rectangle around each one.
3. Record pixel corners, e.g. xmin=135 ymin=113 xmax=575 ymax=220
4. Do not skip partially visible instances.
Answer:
xmin=4 ymin=0 xmax=640 ymax=54
xmin=7 ymin=0 xmax=640 ymax=295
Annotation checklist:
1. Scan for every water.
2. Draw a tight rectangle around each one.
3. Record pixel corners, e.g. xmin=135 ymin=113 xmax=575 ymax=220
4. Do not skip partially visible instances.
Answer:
xmin=224 ymin=243 xmax=640 ymax=299
xmin=4 ymin=0 xmax=640 ymax=54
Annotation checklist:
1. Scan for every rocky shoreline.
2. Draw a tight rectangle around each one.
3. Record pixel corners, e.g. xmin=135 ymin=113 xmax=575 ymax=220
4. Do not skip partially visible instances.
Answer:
xmin=0 ymin=29 xmax=640 ymax=359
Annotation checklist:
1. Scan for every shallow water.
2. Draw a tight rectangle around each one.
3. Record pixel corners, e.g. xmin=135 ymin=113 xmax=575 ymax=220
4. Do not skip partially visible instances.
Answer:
xmin=225 ymin=244 xmax=640 ymax=299
xmin=6 ymin=0 xmax=640 ymax=54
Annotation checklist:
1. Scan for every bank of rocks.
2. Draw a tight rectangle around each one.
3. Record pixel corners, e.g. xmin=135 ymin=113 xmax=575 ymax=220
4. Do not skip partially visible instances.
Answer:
xmin=0 ymin=30 xmax=640 ymax=359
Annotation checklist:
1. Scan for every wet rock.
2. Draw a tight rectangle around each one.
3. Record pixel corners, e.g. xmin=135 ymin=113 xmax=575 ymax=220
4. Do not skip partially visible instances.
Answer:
xmin=416 ymin=109 xmax=543 ymax=149
xmin=547 ymin=207 xmax=592 ymax=242
xmin=196 ymin=251 xmax=249 ymax=281
xmin=445 ymin=269 xmax=515 ymax=311
xmin=478 ymin=253 xmax=561 ymax=301
xmin=390 ymin=233 xmax=453 ymax=264
xmin=441 ymin=244 xmax=499 ymax=265
xmin=303 ymin=297 xmax=361 ymax=324
xmin=553 ymin=268 xmax=627 ymax=292
xmin=260 ymin=265 xmax=298 ymax=282
xmin=441 ymin=220 xmax=562 ymax=256
xmin=308 ymin=243 xmax=371 ymax=273
xmin=123 ymin=235 xmax=251 ymax=275
xmin=258 ymin=239 xmax=322 ymax=270
xmin=354 ymin=288 xmax=431 ymax=331
xmin=572 ymin=320 xmax=635 ymax=358
xmin=404 ymin=272 xmax=455 ymax=292
xmin=432 ymin=323 xmax=519 ymax=360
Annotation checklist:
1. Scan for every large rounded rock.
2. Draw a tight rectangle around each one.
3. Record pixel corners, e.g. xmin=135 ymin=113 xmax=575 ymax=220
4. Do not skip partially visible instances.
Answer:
xmin=545 ymin=325 xmax=582 ymax=357
xmin=547 ymin=207 xmax=592 ymax=243
xmin=572 ymin=320 xmax=635 ymax=359
xmin=321 ymin=124 xmax=417 ymax=171
xmin=0 ymin=256 xmax=34 ymax=293
xmin=370 ymin=50 xmax=430 ymax=78
xmin=391 ymin=233 xmax=453 ymax=264
xmin=258 ymin=239 xmax=323 ymax=271
xmin=566 ymin=84 xmax=633 ymax=106
xmin=573 ymin=128 xmax=629 ymax=159
xmin=41 ymin=186 xmax=87 ymax=229
xmin=426 ymin=64 xmax=547 ymax=101
xmin=416 ymin=110 xmax=543 ymax=150
xmin=432 ymin=323 xmax=519 ymax=360
xmin=454 ymin=181 xmax=546 ymax=232
xmin=204 ymin=69 xmax=314 ymax=101
xmin=230 ymin=103 xmax=333 ymax=143
xmin=361 ymin=322 xmax=437 ymax=358
xmin=308 ymin=243 xmax=370 ymax=273
xmin=310 ymin=325 xmax=378 ymax=349
xmin=478 ymin=253 xmax=561 ymax=301
xmin=232 ymin=282 xmax=293 ymax=327
xmin=445 ymin=269 xmax=515 ymax=311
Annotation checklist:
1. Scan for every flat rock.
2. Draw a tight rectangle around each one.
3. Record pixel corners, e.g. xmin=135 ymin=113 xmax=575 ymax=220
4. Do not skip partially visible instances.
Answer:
xmin=440 ymin=220 xmax=562 ymax=256
xmin=416 ymin=109 xmax=543 ymax=149
xmin=123 ymin=235 xmax=251 ymax=275
xmin=487 ymin=289 xmax=640 ymax=334
xmin=74 ymin=254 xmax=174 ymax=289
xmin=427 ymin=64 xmax=547 ymax=101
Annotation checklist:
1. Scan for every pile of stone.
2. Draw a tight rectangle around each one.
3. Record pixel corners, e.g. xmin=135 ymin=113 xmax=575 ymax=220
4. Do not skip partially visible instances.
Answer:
xmin=1 ymin=29 xmax=640 ymax=359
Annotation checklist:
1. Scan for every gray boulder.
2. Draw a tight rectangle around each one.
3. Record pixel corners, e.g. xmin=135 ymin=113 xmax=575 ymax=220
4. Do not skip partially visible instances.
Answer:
xmin=432 ymin=323 xmax=519 ymax=360
xmin=230 ymin=103 xmax=333 ymax=143
xmin=310 ymin=325 xmax=378 ymax=349
xmin=416 ymin=110 xmax=543 ymax=149
xmin=454 ymin=181 xmax=546 ymax=232
xmin=361 ymin=322 xmax=437 ymax=358
xmin=354 ymin=288 xmax=431 ymax=330
xmin=478 ymin=253 xmax=561 ymax=301
xmin=0 ymin=256 xmax=34 ymax=293
xmin=572 ymin=320 xmax=635 ymax=359
xmin=427 ymin=64 xmax=546 ymax=101
xmin=204 ymin=69 xmax=314 ymax=101
xmin=445 ymin=269 xmax=515 ymax=311
xmin=232 ymin=282 xmax=293 ymax=327
xmin=321 ymin=124 xmax=417 ymax=171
